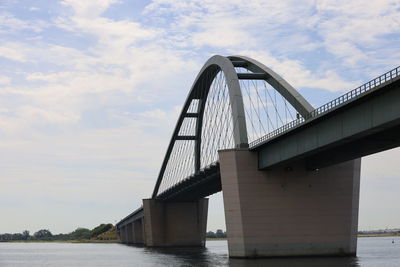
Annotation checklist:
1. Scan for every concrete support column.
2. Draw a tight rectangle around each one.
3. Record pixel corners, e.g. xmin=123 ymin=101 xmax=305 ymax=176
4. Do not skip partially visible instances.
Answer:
xmin=219 ymin=148 xmax=361 ymax=258
xmin=133 ymin=219 xmax=144 ymax=244
xmin=117 ymin=227 xmax=122 ymax=243
xmin=119 ymin=225 xmax=128 ymax=244
xmin=126 ymin=223 xmax=134 ymax=244
xmin=143 ymin=198 xmax=208 ymax=247
xmin=118 ymin=220 xmax=145 ymax=245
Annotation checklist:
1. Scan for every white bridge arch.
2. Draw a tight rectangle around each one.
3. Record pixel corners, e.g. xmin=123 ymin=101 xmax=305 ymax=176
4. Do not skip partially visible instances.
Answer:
xmin=152 ymin=55 xmax=313 ymax=198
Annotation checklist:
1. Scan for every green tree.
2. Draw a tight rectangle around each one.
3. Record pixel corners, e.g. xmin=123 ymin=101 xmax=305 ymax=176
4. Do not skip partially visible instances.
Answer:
xmin=70 ymin=228 xmax=91 ymax=240
xmin=34 ymin=229 xmax=53 ymax=240
xmin=206 ymin=231 xmax=216 ymax=238
xmin=22 ymin=230 xmax=30 ymax=240
xmin=90 ymin=224 xmax=113 ymax=238
xmin=215 ymin=229 xmax=226 ymax=238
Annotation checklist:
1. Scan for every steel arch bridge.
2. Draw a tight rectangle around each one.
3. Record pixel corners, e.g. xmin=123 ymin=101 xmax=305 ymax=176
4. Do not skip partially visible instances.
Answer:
xmin=117 ymin=55 xmax=400 ymax=256
xmin=152 ymin=55 xmax=314 ymax=201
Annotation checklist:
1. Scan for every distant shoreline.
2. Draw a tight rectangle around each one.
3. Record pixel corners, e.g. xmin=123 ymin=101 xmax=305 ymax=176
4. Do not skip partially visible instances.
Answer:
xmin=358 ymin=233 xmax=400 ymax=238
xmin=2 ymin=233 xmax=399 ymax=243
xmin=206 ymin=233 xmax=400 ymax=240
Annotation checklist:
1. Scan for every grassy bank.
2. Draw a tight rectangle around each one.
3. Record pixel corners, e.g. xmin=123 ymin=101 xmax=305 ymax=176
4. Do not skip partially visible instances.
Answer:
xmin=1 ymin=224 xmax=120 ymax=243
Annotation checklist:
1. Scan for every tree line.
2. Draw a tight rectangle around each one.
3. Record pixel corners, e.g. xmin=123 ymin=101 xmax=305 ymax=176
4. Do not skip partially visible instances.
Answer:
xmin=0 ymin=223 xmax=116 ymax=241
xmin=206 ymin=229 xmax=227 ymax=238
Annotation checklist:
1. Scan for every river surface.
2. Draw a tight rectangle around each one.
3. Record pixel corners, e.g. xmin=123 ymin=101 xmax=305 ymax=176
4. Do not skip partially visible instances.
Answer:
xmin=0 ymin=237 xmax=399 ymax=266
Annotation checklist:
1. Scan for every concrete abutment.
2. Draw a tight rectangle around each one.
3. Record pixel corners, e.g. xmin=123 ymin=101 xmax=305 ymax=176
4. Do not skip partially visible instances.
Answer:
xmin=219 ymin=148 xmax=361 ymax=258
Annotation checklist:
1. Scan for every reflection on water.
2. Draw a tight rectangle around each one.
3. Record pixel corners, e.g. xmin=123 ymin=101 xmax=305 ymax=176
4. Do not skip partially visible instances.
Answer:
xmin=144 ymin=244 xmax=230 ymax=266
xmin=147 ymin=242 xmax=360 ymax=267
xmin=0 ymin=237 xmax=398 ymax=266
xmin=229 ymin=257 xmax=359 ymax=267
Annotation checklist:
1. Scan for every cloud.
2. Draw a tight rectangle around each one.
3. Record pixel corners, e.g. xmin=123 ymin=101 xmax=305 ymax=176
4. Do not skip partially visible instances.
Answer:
xmin=1 ymin=0 xmax=399 ymax=233
xmin=138 ymin=108 xmax=168 ymax=120
xmin=61 ymin=0 xmax=120 ymax=18
xmin=145 ymin=0 xmax=400 ymax=79
xmin=315 ymin=0 xmax=400 ymax=66
xmin=0 ymin=44 xmax=28 ymax=62
xmin=0 ymin=75 xmax=10 ymax=84
xmin=0 ymin=12 xmax=48 ymax=33
xmin=235 ymin=50 xmax=359 ymax=92
xmin=17 ymin=105 xmax=80 ymax=124
xmin=140 ymin=0 xmax=368 ymax=94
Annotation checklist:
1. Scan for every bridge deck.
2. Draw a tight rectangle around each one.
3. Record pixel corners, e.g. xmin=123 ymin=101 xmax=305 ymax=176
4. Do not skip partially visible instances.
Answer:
xmin=255 ymin=75 xmax=400 ymax=170
xmin=250 ymin=66 xmax=400 ymax=149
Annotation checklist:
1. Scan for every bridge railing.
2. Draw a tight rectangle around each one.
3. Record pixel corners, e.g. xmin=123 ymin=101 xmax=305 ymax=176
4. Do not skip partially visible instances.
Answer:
xmin=250 ymin=65 xmax=400 ymax=148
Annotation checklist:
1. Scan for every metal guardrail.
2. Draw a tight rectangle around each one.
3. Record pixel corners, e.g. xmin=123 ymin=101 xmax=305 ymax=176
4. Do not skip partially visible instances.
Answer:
xmin=249 ymin=65 xmax=400 ymax=148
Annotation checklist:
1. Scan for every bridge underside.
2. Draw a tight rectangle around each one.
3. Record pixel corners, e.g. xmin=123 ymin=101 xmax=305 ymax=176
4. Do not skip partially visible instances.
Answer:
xmin=156 ymin=163 xmax=221 ymax=202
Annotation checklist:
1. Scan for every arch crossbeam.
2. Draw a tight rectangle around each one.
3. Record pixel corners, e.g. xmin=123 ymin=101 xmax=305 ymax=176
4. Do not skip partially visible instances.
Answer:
xmin=229 ymin=56 xmax=314 ymax=117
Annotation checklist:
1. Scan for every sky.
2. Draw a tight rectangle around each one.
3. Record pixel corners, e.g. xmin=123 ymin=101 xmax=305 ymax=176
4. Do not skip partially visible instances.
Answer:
xmin=1 ymin=0 xmax=400 ymax=234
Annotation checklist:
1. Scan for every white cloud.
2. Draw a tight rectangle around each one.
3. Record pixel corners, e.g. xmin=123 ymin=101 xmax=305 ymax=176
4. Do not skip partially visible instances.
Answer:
xmin=139 ymin=0 xmax=363 ymax=95
xmin=17 ymin=105 xmax=80 ymax=124
xmin=0 ymin=44 xmax=28 ymax=62
xmin=0 ymin=114 xmax=25 ymax=133
xmin=0 ymin=12 xmax=47 ymax=33
xmin=145 ymin=0 xmax=400 ymax=74
xmin=315 ymin=0 xmax=400 ymax=66
xmin=0 ymin=75 xmax=10 ymax=84
xmin=61 ymin=0 xmax=120 ymax=18
xmin=1 ymin=0 xmax=399 ymax=233
xmin=236 ymin=50 xmax=359 ymax=92
xmin=138 ymin=108 xmax=167 ymax=120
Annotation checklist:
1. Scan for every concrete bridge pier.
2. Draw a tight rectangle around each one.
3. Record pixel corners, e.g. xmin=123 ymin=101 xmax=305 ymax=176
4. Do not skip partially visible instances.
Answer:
xmin=126 ymin=223 xmax=134 ymax=243
xmin=219 ymin=148 xmax=361 ymax=258
xmin=142 ymin=198 xmax=208 ymax=247
xmin=119 ymin=225 xmax=128 ymax=243
xmin=133 ymin=218 xmax=144 ymax=244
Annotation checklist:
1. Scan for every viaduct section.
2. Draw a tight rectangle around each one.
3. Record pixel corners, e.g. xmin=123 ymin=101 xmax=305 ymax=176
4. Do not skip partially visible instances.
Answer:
xmin=116 ymin=55 xmax=400 ymax=258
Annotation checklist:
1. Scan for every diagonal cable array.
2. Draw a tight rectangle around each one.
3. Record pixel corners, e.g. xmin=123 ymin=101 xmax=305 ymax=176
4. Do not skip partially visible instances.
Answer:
xmin=156 ymin=57 xmax=306 ymax=196
xmin=200 ymin=71 xmax=235 ymax=168
xmin=239 ymin=69 xmax=296 ymax=143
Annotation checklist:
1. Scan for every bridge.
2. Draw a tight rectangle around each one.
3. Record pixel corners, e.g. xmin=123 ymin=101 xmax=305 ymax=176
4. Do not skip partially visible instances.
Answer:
xmin=116 ymin=55 xmax=400 ymax=258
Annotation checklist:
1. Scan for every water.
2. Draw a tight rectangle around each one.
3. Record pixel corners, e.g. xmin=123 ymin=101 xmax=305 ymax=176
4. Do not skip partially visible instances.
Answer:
xmin=0 ymin=237 xmax=399 ymax=266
